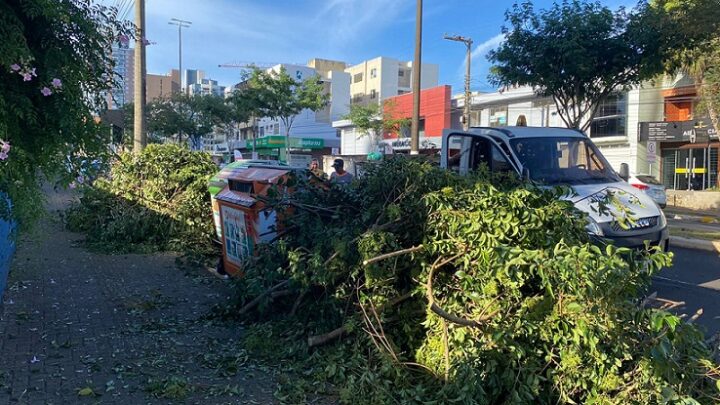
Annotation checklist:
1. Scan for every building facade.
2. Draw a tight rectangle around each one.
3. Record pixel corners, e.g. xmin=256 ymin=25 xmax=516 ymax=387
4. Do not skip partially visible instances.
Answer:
xmin=146 ymin=69 xmax=180 ymax=102
xmin=463 ymin=77 xmax=718 ymax=190
xmin=335 ymin=85 xmax=461 ymax=155
xmin=107 ymin=44 xmax=134 ymax=109
xmin=345 ymin=57 xmax=439 ymax=106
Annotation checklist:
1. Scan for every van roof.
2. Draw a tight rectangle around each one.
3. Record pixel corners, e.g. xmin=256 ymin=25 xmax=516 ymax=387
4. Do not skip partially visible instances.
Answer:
xmin=469 ymin=126 xmax=587 ymax=139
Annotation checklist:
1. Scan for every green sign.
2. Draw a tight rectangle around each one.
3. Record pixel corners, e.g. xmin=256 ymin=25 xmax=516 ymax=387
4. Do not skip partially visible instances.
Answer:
xmin=251 ymin=136 xmax=325 ymax=150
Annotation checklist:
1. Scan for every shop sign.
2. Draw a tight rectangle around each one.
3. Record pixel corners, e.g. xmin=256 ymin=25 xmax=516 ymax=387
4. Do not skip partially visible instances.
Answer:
xmin=381 ymin=136 xmax=441 ymax=151
xmin=253 ymin=136 xmax=325 ymax=150
xmin=639 ymin=118 xmax=718 ymax=142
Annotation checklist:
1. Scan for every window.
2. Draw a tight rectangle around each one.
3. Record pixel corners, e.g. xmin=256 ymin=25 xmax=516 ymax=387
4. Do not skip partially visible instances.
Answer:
xmin=370 ymin=68 xmax=377 ymax=79
xmin=336 ymin=129 xmax=342 ymax=138
xmin=273 ymin=123 xmax=279 ymax=134
xmin=353 ymin=73 xmax=363 ymax=83
xmin=370 ymin=89 xmax=377 ymax=99
xmin=398 ymin=69 xmax=405 ymax=77
xmin=489 ymin=106 xmax=508 ymax=127
xmin=447 ymin=134 xmax=516 ymax=176
xmin=591 ymin=93 xmax=627 ymax=138
xmin=509 ymin=136 xmax=621 ymax=185
xmin=352 ymin=94 xmax=363 ymax=104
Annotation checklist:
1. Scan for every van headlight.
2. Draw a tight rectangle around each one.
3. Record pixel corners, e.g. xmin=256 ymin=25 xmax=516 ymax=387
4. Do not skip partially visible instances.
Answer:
xmin=585 ymin=217 xmax=604 ymax=236
xmin=658 ymin=209 xmax=667 ymax=228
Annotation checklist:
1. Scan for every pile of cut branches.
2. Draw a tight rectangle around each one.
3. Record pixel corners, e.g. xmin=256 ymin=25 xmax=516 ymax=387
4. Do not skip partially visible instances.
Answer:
xmin=233 ymin=157 xmax=719 ymax=404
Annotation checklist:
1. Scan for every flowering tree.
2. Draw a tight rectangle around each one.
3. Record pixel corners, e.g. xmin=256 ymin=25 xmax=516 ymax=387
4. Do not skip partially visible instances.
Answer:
xmin=0 ymin=0 xmax=131 ymax=226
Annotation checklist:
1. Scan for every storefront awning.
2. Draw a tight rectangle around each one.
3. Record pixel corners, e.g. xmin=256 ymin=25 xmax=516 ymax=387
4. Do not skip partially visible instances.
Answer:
xmin=678 ymin=142 xmax=720 ymax=150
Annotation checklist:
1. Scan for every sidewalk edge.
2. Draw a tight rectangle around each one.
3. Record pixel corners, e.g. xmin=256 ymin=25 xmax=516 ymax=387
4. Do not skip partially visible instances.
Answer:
xmin=671 ymin=236 xmax=720 ymax=253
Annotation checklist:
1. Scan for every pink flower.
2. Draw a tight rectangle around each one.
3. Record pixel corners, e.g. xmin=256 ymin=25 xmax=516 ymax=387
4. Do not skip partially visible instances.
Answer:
xmin=76 ymin=176 xmax=85 ymax=184
xmin=0 ymin=140 xmax=10 ymax=154
xmin=51 ymin=78 xmax=62 ymax=88
xmin=118 ymin=34 xmax=129 ymax=44
xmin=69 ymin=182 xmax=77 ymax=189
xmin=10 ymin=64 xmax=20 ymax=72
xmin=41 ymin=87 xmax=52 ymax=96
xmin=22 ymin=73 xmax=33 ymax=81
xmin=30 ymin=68 xmax=37 ymax=77
xmin=0 ymin=152 xmax=7 ymax=161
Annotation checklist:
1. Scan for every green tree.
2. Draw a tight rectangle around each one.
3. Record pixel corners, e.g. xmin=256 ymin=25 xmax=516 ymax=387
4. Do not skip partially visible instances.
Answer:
xmin=0 ymin=0 xmax=131 ymax=226
xmin=147 ymin=93 xmax=232 ymax=146
xmin=248 ymin=67 xmax=329 ymax=159
xmin=653 ymin=0 xmax=720 ymax=168
xmin=343 ymin=101 xmax=410 ymax=152
xmin=488 ymin=0 xmax=668 ymax=131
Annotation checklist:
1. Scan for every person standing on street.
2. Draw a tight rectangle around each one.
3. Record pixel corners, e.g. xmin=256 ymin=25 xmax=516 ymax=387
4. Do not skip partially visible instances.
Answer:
xmin=330 ymin=158 xmax=353 ymax=185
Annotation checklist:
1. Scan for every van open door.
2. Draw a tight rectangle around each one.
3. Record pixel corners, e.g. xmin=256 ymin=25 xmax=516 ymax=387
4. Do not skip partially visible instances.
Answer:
xmin=440 ymin=130 xmax=520 ymax=176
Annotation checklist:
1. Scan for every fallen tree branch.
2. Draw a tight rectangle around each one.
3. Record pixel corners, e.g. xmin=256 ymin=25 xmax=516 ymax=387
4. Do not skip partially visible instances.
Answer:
xmin=289 ymin=291 xmax=307 ymax=317
xmin=363 ymin=245 xmax=424 ymax=266
xmin=308 ymin=325 xmax=348 ymax=348
xmin=426 ymin=254 xmax=498 ymax=328
xmin=238 ymin=280 xmax=290 ymax=316
xmin=307 ymin=292 xmax=415 ymax=348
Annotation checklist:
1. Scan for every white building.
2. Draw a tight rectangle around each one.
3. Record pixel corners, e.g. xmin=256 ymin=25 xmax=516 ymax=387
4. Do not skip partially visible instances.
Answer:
xmin=254 ymin=60 xmax=350 ymax=142
xmin=107 ymin=44 xmax=134 ymax=109
xmin=464 ymin=83 xmax=667 ymax=177
xmin=345 ymin=56 xmax=439 ymax=105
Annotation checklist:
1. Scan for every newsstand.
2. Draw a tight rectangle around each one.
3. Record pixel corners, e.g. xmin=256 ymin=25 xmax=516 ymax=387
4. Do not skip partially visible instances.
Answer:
xmin=208 ymin=162 xmax=292 ymax=276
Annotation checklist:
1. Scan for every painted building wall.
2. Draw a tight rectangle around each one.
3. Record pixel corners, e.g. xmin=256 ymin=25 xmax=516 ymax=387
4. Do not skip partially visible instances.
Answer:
xmin=384 ymin=85 xmax=452 ymax=138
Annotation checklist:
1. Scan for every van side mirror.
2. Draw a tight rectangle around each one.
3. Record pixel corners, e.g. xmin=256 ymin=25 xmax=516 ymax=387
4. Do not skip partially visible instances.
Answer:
xmin=521 ymin=167 xmax=531 ymax=181
xmin=619 ymin=163 xmax=629 ymax=181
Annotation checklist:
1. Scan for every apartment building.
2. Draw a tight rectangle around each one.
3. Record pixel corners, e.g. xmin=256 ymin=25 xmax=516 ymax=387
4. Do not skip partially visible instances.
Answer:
xmin=228 ymin=59 xmax=349 ymax=161
xmin=146 ymin=69 xmax=180 ymax=101
xmin=345 ymin=57 xmax=439 ymax=105
xmin=107 ymin=44 xmax=134 ymax=109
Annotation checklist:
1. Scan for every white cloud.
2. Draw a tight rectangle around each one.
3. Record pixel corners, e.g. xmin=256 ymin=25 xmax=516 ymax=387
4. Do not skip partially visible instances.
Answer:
xmin=470 ymin=33 xmax=505 ymax=61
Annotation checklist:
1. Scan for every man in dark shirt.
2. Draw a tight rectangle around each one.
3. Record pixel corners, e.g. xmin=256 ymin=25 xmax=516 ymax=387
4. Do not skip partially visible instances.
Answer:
xmin=330 ymin=158 xmax=353 ymax=185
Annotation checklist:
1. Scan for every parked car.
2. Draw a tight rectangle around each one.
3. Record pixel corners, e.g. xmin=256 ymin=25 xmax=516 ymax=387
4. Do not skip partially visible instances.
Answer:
xmin=440 ymin=127 xmax=669 ymax=250
xmin=629 ymin=174 xmax=667 ymax=208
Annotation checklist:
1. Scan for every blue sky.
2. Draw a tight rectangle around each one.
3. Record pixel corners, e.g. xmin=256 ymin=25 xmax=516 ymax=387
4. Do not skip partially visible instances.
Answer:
xmin=111 ymin=0 xmax=636 ymax=94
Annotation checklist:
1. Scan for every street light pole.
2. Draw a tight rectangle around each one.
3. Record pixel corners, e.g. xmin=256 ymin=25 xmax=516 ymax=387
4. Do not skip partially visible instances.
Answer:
xmin=133 ymin=0 xmax=147 ymax=153
xmin=169 ymin=18 xmax=191 ymax=94
xmin=410 ymin=0 xmax=423 ymax=155
xmin=444 ymin=34 xmax=473 ymax=131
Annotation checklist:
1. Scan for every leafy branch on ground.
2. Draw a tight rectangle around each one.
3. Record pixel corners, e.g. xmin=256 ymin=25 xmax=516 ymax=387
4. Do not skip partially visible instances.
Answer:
xmin=226 ymin=156 xmax=720 ymax=404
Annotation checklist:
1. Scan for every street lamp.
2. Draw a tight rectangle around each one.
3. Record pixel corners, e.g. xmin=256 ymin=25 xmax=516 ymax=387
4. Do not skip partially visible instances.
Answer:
xmin=168 ymin=18 xmax=191 ymax=94
xmin=444 ymin=34 xmax=473 ymax=131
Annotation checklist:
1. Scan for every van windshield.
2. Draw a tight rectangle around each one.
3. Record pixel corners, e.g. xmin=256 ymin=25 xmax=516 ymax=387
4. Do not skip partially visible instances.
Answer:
xmin=509 ymin=137 xmax=622 ymax=185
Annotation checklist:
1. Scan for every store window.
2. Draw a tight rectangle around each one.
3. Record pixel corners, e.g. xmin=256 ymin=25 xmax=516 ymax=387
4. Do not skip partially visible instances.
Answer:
xmin=273 ymin=123 xmax=279 ymax=134
xmin=489 ymin=106 xmax=508 ymax=127
xmin=590 ymin=93 xmax=627 ymax=138
xmin=353 ymin=73 xmax=363 ymax=83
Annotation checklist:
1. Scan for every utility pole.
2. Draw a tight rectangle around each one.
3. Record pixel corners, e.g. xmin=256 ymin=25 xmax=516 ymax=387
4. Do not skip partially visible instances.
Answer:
xmin=169 ymin=18 xmax=191 ymax=94
xmin=133 ymin=0 xmax=147 ymax=153
xmin=444 ymin=34 xmax=473 ymax=131
xmin=410 ymin=0 xmax=423 ymax=155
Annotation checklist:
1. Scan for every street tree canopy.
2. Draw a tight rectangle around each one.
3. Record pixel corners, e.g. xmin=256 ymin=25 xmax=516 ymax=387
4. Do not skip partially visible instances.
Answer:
xmin=488 ymin=0 xmax=667 ymax=131
xmin=653 ymin=0 xmax=720 ymax=150
xmin=146 ymin=93 xmax=232 ymax=144
xmin=343 ymin=102 xmax=410 ymax=151
xmin=247 ymin=67 xmax=329 ymax=153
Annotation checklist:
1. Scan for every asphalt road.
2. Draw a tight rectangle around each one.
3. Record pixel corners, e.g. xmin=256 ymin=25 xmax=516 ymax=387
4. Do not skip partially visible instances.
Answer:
xmin=651 ymin=247 xmax=720 ymax=337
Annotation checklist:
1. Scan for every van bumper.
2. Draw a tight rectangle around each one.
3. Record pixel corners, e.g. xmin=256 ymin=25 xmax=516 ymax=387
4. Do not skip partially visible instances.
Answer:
xmin=600 ymin=227 xmax=670 ymax=251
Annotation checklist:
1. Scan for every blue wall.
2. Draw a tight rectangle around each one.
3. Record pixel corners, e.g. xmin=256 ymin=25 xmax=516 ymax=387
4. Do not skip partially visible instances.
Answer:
xmin=0 ymin=196 xmax=16 ymax=302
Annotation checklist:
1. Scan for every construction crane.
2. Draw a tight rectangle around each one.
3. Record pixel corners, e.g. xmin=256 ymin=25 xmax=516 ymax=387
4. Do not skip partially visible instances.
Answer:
xmin=218 ymin=62 xmax=278 ymax=70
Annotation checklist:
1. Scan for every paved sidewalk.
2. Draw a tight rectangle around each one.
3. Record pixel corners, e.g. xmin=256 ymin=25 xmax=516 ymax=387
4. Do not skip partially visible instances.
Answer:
xmin=0 ymin=190 xmax=277 ymax=404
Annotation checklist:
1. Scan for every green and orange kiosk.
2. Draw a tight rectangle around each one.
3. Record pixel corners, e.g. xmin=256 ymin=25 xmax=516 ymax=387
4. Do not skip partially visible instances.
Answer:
xmin=208 ymin=160 xmax=293 ymax=276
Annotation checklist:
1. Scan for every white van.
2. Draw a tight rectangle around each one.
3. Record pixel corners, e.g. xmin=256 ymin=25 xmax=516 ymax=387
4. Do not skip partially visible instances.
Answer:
xmin=440 ymin=127 xmax=669 ymax=250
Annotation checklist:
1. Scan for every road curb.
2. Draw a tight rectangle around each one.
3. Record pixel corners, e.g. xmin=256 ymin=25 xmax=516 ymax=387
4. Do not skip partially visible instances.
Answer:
xmin=671 ymin=236 xmax=720 ymax=253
